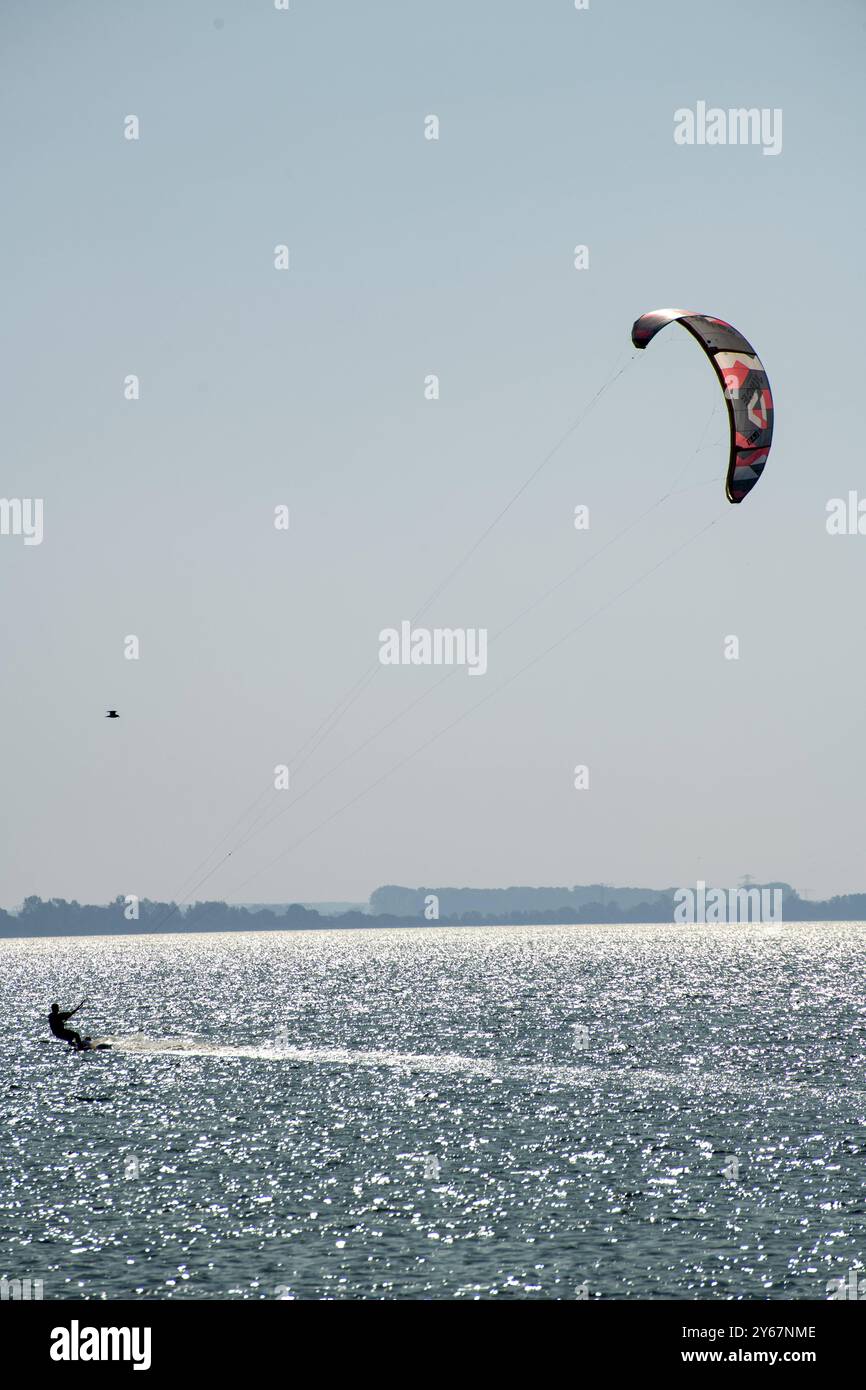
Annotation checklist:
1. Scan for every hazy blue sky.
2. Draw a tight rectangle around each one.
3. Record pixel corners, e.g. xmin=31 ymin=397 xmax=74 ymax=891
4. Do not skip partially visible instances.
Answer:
xmin=2 ymin=0 xmax=864 ymax=907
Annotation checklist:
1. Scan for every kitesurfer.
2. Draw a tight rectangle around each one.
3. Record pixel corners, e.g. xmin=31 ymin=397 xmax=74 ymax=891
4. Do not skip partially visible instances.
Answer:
xmin=48 ymin=1000 xmax=87 ymax=1050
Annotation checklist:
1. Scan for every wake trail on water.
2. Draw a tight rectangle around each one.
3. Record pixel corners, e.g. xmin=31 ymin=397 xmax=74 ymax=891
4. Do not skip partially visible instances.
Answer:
xmin=96 ymin=1036 xmax=795 ymax=1098
xmin=104 ymin=1034 xmax=670 ymax=1078
xmin=105 ymin=1035 xmax=535 ymax=1069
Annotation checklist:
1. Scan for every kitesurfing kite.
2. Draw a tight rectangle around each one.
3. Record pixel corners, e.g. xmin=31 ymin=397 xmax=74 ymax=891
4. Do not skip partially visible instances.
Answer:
xmin=631 ymin=309 xmax=774 ymax=503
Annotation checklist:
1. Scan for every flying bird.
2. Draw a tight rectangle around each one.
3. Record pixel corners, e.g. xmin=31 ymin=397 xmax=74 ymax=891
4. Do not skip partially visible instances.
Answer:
xmin=106 ymin=710 xmax=119 ymax=719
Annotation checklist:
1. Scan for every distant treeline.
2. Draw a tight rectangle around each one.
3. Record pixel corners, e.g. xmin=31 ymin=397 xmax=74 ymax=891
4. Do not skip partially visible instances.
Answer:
xmin=370 ymin=883 xmax=676 ymax=916
xmin=2 ymin=889 xmax=866 ymax=936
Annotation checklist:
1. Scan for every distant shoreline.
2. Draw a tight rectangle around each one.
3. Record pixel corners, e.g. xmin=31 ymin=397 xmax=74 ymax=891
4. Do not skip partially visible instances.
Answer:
xmin=3 ymin=889 xmax=865 ymax=938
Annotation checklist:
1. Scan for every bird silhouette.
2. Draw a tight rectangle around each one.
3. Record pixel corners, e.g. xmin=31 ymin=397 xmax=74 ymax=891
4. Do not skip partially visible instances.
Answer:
xmin=106 ymin=710 xmax=119 ymax=719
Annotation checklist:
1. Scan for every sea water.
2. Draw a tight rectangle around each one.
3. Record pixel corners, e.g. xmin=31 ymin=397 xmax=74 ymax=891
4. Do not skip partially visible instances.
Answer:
xmin=2 ymin=922 xmax=866 ymax=1300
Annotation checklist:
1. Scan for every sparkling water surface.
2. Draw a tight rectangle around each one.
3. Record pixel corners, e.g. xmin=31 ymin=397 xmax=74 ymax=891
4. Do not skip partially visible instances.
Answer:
xmin=3 ymin=923 xmax=866 ymax=1300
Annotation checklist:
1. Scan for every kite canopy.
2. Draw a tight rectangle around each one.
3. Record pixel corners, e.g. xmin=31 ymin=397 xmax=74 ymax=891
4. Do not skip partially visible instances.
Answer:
xmin=631 ymin=309 xmax=774 ymax=504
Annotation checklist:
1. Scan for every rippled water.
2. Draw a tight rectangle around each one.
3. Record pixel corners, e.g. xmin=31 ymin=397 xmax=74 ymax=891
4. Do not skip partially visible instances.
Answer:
xmin=3 ymin=923 xmax=866 ymax=1300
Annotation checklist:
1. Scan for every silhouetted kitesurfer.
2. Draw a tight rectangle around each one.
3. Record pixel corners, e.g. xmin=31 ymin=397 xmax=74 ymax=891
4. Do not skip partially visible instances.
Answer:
xmin=48 ymin=1001 xmax=87 ymax=1050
